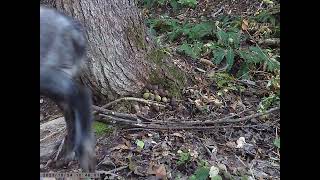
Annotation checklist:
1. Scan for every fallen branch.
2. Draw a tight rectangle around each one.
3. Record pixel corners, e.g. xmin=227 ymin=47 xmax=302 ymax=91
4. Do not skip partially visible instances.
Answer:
xmin=93 ymin=105 xmax=139 ymax=121
xmin=98 ymin=114 xmax=142 ymax=125
xmin=213 ymin=106 xmax=279 ymax=124
xmin=96 ymin=106 xmax=279 ymax=130
xmin=100 ymin=97 xmax=166 ymax=109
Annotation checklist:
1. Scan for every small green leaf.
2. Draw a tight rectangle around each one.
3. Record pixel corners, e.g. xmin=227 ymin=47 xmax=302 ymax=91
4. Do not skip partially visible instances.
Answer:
xmin=238 ymin=50 xmax=254 ymax=63
xmin=187 ymin=22 xmax=214 ymax=40
xmin=178 ymin=42 xmax=202 ymax=59
xmin=237 ymin=63 xmax=250 ymax=79
xmin=274 ymin=138 xmax=280 ymax=149
xmin=226 ymin=48 xmax=235 ymax=71
xmin=170 ymin=0 xmax=179 ymax=11
xmin=158 ymin=0 xmax=166 ymax=5
xmin=266 ymin=58 xmax=280 ymax=72
xmin=249 ymin=46 xmax=267 ymax=61
xmin=191 ymin=167 xmax=210 ymax=180
xmin=178 ymin=43 xmax=196 ymax=58
xmin=136 ymin=139 xmax=145 ymax=149
xmin=228 ymin=31 xmax=241 ymax=48
xmin=177 ymin=0 xmax=197 ymax=8
xmin=213 ymin=48 xmax=225 ymax=64
xmin=211 ymin=175 xmax=223 ymax=180
xmin=217 ymin=29 xmax=228 ymax=44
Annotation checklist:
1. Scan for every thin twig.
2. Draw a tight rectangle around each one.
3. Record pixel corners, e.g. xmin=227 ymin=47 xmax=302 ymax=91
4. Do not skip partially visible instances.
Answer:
xmin=93 ymin=105 xmax=140 ymax=120
xmin=100 ymin=97 xmax=166 ymax=109
xmin=98 ymin=114 xmax=142 ymax=125
xmin=54 ymin=138 xmax=65 ymax=161
xmin=177 ymin=106 xmax=278 ymax=125
xmin=249 ymin=163 xmax=256 ymax=180
xmin=213 ymin=107 xmax=279 ymax=124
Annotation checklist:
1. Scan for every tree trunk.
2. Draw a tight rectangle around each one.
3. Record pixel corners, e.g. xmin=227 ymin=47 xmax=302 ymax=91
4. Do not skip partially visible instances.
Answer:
xmin=40 ymin=0 xmax=187 ymax=102
xmin=41 ymin=0 xmax=154 ymax=101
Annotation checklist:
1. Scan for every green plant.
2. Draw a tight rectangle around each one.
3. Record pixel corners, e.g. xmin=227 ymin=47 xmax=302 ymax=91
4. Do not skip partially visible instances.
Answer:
xmin=177 ymin=42 xmax=203 ymax=59
xmin=148 ymin=17 xmax=216 ymax=42
xmin=177 ymin=150 xmax=191 ymax=165
xmin=140 ymin=0 xmax=169 ymax=8
xmin=254 ymin=9 xmax=278 ymax=26
xmin=212 ymin=72 xmax=245 ymax=93
xmin=211 ymin=175 xmax=223 ymax=180
xmin=189 ymin=167 xmax=210 ymax=180
xmin=208 ymin=23 xmax=279 ymax=78
xmin=93 ymin=121 xmax=111 ymax=136
xmin=267 ymin=73 xmax=280 ymax=93
xmin=136 ymin=139 xmax=145 ymax=149
xmin=139 ymin=0 xmax=187 ymax=11
xmin=145 ymin=5 xmax=280 ymax=80
xmin=185 ymin=22 xmax=215 ymax=40
xmin=148 ymin=16 xmax=180 ymax=35
xmin=209 ymin=28 xmax=243 ymax=72
xmin=177 ymin=0 xmax=197 ymax=8
xmin=258 ymin=93 xmax=280 ymax=112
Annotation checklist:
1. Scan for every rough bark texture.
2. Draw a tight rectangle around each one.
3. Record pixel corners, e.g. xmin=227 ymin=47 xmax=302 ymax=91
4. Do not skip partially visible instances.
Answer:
xmin=41 ymin=0 xmax=154 ymax=101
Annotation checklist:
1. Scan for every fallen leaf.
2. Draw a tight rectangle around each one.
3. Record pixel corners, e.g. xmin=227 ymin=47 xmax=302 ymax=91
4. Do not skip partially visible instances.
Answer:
xmin=155 ymin=164 xmax=167 ymax=179
xmin=136 ymin=139 xmax=145 ymax=149
xmin=199 ymin=58 xmax=214 ymax=67
xmin=110 ymin=144 xmax=129 ymax=151
xmin=242 ymin=19 xmax=249 ymax=31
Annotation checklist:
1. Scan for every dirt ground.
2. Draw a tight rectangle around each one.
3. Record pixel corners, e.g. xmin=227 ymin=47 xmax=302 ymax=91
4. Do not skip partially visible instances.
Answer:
xmin=40 ymin=93 xmax=280 ymax=179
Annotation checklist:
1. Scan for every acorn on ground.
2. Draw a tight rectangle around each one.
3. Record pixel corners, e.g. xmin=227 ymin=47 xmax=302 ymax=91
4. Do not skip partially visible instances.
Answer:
xmin=155 ymin=95 xmax=162 ymax=102
xmin=143 ymin=92 xmax=150 ymax=99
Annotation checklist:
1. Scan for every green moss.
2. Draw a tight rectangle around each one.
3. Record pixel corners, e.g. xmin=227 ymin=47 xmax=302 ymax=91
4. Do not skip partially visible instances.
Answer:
xmin=127 ymin=26 xmax=147 ymax=50
xmin=147 ymin=48 xmax=167 ymax=65
xmin=93 ymin=121 xmax=113 ymax=136
xmin=147 ymin=48 xmax=187 ymax=98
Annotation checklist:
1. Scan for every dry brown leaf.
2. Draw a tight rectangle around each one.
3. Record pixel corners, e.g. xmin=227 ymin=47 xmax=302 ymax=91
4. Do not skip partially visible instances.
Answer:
xmin=230 ymin=101 xmax=238 ymax=110
xmin=110 ymin=144 xmax=129 ymax=151
xmin=242 ymin=19 xmax=249 ymax=31
xmin=124 ymin=138 xmax=132 ymax=148
xmin=199 ymin=58 xmax=215 ymax=67
xmin=155 ymin=164 xmax=167 ymax=179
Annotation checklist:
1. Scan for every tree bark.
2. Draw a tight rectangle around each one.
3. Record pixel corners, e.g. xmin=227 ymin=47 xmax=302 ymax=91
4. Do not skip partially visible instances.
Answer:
xmin=40 ymin=0 xmax=187 ymax=103
xmin=41 ymin=0 xmax=155 ymax=101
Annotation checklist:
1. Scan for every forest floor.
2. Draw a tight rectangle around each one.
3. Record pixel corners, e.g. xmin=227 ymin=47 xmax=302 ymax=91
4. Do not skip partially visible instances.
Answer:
xmin=40 ymin=0 xmax=280 ymax=179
